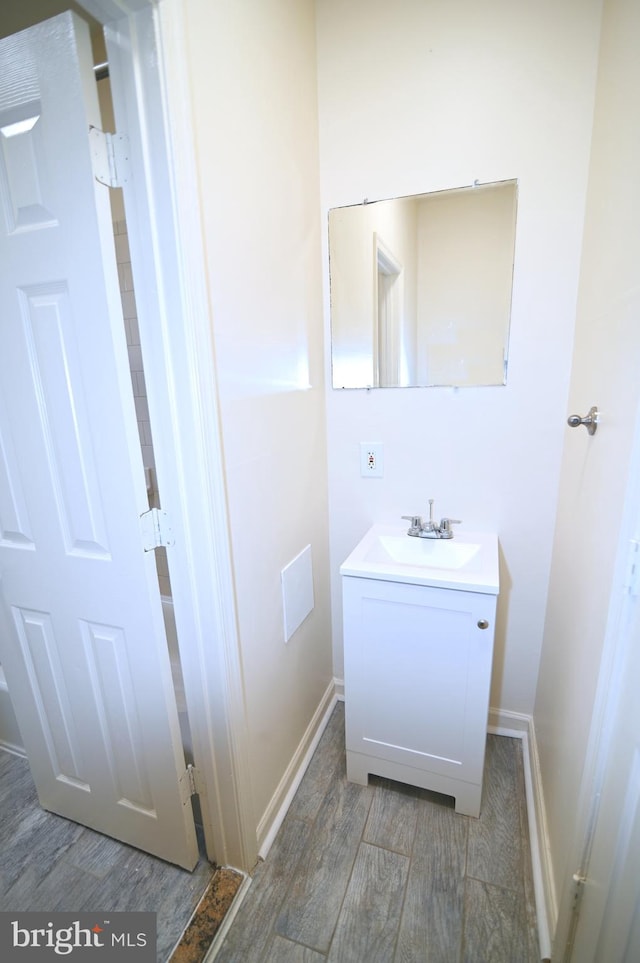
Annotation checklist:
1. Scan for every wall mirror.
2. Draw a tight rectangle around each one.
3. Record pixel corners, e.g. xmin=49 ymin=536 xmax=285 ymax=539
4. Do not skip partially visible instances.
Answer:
xmin=328 ymin=179 xmax=518 ymax=388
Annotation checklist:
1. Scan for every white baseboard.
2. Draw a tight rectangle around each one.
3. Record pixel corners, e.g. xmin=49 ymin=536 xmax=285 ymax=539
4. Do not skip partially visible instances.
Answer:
xmin=488 ymin=707 xmax=555 ymax=960
xmin=0 ymin=684 xmax=25 ymax=757
xmin=0 ymin=738 xmax=26 ymax=758
xmin=488 ymin=706 xmax=530 ymax=735
xmin=256 ymin=679 xmax=339 ymax=859
xmin=207 ymin=680 xmax=342 ymax=957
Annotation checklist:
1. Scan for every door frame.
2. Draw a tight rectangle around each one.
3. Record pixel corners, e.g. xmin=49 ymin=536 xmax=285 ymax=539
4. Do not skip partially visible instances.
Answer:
xmin=80 ymin=0 xmax=256 ymax=872
xmin=553 ymin=395 xmax=640 ymax=958
xmin=373 ymin=234 xmax=403 ymax=387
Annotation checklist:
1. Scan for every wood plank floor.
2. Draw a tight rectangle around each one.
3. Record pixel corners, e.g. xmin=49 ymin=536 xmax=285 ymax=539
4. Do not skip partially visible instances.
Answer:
xmin=0 ymin=749 xmax=215 ymax=962
xmin=214 ymin=702 xmax=540 ymax=963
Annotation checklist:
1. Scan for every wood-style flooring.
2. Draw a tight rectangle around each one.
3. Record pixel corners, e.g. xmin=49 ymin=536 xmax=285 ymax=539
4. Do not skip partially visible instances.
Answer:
xmin=214 ymin=702 xmax=540 ymax=962
xmin=0 ymin=748 xmax=216 ymax=962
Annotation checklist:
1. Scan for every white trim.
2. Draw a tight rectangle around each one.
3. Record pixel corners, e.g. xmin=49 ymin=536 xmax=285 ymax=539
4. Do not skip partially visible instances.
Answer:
xmin=204 ymin=686 xmax=344 ymax=958
xmin=488 ymin=707 xmax=554 ymax=960
xmin=80 ymin=0 xmax=149 ymax=17
xmin=0 ymin=682 xmax=24 ymax=756
xmin=487 ymin=706 xmax=530 ymax=734
xmin=152 ymin=0 xmax=256 ymax=874
xmin=78 ymin=0 xmax=256 ymax=870
xmin=373 ymin=233 xmax=404 ymax=386
xmin=257 ymin=681 xmax=338 ymax=859
xmin=0 ymin=740 xmax=26 ymax=758
xmin=522 ymin=715 xmax=555 ymax=960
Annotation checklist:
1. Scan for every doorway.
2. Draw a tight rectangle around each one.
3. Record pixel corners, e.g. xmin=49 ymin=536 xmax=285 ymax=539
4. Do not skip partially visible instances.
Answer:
xmin=0 ymin=10 xmax=202 ymax=869
xmin=374 ymin=234 xmax=404 ymax=386
xmin=0 ymin=0 xmax=255 ymax=872
xmin=96 ymin=71 xmax=193 ymax=769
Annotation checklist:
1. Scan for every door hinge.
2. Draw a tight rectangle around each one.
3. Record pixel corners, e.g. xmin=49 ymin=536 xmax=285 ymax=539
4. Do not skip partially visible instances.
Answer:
xmin=180 ymin=764 xmax=202 ymax=805
xmin=624 ymin=538 xmax=640 ymax=598
xmin=571 ymin=871 xmax=587 ymax=911
xmin=561 ymin=872 xmax=588 ymax=963
xmin=89 ymin=126 xmax=130 ymax=188
xmin=140 ymin=508 xmax=174 ymax=551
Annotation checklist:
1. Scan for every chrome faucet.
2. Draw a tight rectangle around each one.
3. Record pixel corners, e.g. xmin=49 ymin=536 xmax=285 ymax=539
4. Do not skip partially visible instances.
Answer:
xmin=402 ymin=499 xmax=461 ymax=539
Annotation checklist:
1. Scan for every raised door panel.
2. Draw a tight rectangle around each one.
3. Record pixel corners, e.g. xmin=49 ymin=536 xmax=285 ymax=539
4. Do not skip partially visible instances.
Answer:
xmin=0 ymin=13 xmax=198 ymax=870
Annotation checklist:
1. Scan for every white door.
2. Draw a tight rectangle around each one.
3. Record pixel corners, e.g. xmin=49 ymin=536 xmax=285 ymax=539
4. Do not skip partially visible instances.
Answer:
xmin=569 ymin=528 xmax=640 ymax=962
xmin=0 ymin=12 xmax=199 ymax=871
xmin=542 ymin=0 xmax=640 ymax=954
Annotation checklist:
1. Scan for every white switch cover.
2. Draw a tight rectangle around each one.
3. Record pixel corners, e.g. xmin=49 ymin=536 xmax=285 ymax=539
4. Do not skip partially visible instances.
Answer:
xmin=360 ymin=442 xmax=384 ymax=477
xmin=281 ymin=544 xmax=314 ymax=642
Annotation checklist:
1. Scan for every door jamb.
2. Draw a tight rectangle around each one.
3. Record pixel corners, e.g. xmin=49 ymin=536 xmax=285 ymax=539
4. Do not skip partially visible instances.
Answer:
xmin=553 ymin=396 xmax=640 ymax=957
xmin=79 ymin=0 xmax=257 ymax=872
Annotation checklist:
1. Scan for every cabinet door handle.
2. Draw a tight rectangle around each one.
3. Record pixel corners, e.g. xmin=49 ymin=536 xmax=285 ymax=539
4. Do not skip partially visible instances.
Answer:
xmin=477 ymin=619 xmax=489 ymax=629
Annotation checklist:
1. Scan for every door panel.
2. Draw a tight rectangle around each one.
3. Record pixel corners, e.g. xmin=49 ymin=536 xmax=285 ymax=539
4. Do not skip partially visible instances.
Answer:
xmin=0 ymin=12 xmax=198 ymax=870
xmin=570 ymin=579 xmax=640 ymax=961
xmin=14 ymin=282 xmax=110 ymax=557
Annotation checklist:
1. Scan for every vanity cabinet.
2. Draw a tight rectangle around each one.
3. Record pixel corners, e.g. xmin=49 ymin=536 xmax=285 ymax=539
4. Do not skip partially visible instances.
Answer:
xmin=342 ymin=575 xmax=497 ymax=817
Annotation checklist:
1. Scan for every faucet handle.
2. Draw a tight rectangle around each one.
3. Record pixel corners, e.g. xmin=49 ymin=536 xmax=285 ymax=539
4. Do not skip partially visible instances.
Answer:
xmin=401 ymin=515 xmax=423 ymax=535
xmin=440 ymin=518 xmax=461 ymax=537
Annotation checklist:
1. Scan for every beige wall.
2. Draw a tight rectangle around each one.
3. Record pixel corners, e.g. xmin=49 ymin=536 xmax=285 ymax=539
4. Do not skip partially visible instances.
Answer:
xmin=534 ymin=0 xmax=640 ymax=917
xmin=415 ymin=184 xmax=516 ymax=386
xmin=181 ymin=0 xmax=333 ymax=830
xmin=316 ymin=0 xmax=603 ymax=715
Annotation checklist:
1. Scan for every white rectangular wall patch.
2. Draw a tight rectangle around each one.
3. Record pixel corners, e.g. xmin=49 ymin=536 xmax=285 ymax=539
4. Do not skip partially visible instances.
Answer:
xmin=281 ymin=544 xmax=314 ymax=642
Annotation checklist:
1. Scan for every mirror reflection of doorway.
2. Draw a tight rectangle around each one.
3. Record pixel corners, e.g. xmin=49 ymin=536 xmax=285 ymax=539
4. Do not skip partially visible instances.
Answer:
xmin=375 ymin=235 xmax=404 ymax=386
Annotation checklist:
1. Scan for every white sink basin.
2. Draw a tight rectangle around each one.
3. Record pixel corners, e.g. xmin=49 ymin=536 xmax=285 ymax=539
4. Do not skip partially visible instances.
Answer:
xmin=365 ymin=534 xmax=480 ymax=568
xmin=340 ymin=524 xmax=499 ymax=594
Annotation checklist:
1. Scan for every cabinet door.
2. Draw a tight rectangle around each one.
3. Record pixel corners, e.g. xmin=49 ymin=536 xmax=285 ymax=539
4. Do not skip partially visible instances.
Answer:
xmin=343 ymin=577 xmax=497 ymax=786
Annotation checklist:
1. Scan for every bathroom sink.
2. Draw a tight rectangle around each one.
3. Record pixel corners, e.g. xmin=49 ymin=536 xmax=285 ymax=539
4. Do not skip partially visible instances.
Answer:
xmin=365 ymin=534 xmax=480 ymax=568
xmin=340 ymin=524 xmax=499 ymax=594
